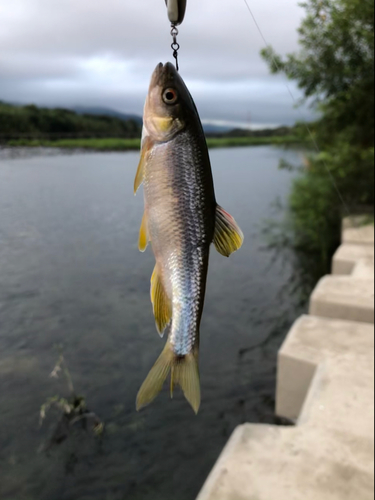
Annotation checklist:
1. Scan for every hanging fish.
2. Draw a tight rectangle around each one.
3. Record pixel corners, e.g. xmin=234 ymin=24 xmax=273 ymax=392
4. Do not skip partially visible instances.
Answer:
xmin=135 ymin=62 xmax=244 ymax=414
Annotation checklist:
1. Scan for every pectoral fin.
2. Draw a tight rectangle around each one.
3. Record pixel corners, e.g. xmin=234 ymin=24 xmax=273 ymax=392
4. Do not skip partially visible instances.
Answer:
xmin=134 ymin=136 xmax=153 ymax=194
xmin=138 ymin=211 xmax=149 ymax=252
xmin=151 ymin=265 xmax=172 ymax=336
xmin=214 ymin=205 xmax=244 ymax=257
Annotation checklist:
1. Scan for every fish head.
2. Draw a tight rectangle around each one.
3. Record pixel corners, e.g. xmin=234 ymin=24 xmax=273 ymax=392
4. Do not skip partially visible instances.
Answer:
xmin=144 ymin=62 xmax=194 ymax=142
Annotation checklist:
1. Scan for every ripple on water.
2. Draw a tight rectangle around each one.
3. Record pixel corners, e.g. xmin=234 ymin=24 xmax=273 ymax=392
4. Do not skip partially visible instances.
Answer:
xmin=0 ymin=147 xmax=306 ymax=500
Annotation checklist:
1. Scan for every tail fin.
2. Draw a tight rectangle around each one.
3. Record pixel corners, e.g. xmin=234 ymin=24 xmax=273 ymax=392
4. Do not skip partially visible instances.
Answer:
xmin=136 ymin=343 xmax=201 ymax=414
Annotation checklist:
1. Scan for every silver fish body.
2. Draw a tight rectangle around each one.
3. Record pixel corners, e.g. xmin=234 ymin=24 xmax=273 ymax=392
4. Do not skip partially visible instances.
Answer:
xmin=144 ymin=128 xmax=215 ymax=356
xmin=135 ymin=63 xmax=243 ymax=413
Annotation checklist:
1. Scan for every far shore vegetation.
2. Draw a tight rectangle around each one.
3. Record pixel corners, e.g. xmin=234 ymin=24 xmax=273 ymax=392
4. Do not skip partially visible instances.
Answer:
xmin=4 ymin=135 xmax=302 ymax=150
xmin=0 ymin=102 xmax=142 ymax=140
xmin=0 ymin=101 xmax=305 ymax=150
xmin=261 ymin=0 xmax=374 ymax=298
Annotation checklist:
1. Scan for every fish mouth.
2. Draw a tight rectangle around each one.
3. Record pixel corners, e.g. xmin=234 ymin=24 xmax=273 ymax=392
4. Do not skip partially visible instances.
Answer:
xmin=151 ymin=62 xmax=179 ymax=89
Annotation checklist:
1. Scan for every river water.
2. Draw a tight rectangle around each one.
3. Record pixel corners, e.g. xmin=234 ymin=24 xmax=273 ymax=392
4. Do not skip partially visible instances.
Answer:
xmin=0 ymin=146 xmax=305 ymax=500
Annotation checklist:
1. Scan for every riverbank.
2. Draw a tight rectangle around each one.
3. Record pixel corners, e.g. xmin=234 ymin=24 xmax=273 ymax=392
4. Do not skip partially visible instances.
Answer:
xmin=4 ymin=135 xmax=302 ymax=151
xmin=197 ymin=217 xmax=375 ymax=500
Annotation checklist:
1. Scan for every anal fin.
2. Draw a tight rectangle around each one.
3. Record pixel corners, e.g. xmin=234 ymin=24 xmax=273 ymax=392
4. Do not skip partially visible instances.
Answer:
xmin=214 ymin=205 xmax=244 ymax=257
xmin=138 ymin=211 xmax=149 ymax=252
xmin=151 ymin=265 xmax=172 ymax=336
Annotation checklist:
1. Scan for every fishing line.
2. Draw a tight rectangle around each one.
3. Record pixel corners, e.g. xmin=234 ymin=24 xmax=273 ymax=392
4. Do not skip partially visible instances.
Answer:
xmin=241 ymin=0 xmax=350 ymax=214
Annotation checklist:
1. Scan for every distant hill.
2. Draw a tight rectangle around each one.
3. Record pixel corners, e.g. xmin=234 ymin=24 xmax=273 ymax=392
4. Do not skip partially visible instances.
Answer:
xmin=202 ymin=123 xmax=233 ymax=134
xmin=0 ymin=102 xmax=142 ymax=139
xmin=0 ymin=101 xmax=297 ymax=141
xmin=73 ymin=108 xmax=234 ymax=135
xmin=73 ymin=106 xmax=143 ymax=126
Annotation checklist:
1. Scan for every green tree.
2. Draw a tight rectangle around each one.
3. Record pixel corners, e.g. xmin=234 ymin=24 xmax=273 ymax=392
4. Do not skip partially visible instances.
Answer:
xmin=262 ymin=0 xmax=374 ymax=147
xmin=261 ymin=0 xmax=374 ymax=284
xmin=0 ymin=102 xmax=142 ymax=139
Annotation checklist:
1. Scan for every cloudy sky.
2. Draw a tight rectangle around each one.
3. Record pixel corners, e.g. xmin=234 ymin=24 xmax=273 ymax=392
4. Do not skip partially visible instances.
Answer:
xmin=0 ymin=0 xmax=315 ymax=128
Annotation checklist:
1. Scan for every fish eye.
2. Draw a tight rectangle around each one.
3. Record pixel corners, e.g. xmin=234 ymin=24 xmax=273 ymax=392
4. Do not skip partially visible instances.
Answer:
xmin=163 ymin=88 xmax=178 ymax=105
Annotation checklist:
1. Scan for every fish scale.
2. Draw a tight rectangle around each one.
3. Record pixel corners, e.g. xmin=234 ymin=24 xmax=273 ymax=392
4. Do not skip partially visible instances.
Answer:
xmin=145 ymin=130 xmax=212 ymax=357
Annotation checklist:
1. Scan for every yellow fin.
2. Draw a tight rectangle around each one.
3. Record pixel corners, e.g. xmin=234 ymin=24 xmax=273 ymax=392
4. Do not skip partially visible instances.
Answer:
xmin=151 ymin=265 xmax=172 ymax=336
xmin=134 ymin=136 xmax=153 ymax=194
xmin=138 ymin=211 xmax=149 ymax=252
xmin=172 ymin=351 xmax=201 ymax=414
xmin=214 ymin=205 xmax=244 ymax=257
xmin=136 ymin=342 xmax=174 ymax=411
xmin=136 ymin=344 xmax=201 ymax=414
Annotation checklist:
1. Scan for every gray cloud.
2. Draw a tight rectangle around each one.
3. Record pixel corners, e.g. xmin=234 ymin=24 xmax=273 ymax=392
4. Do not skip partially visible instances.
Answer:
xmin=0 ymin=0 xmax=314 ymax=126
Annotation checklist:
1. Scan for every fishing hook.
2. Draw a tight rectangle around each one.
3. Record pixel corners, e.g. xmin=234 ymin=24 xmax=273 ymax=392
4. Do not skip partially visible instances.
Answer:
xmin=165 ymin=0 xmax=187 ymax=71
xmin=170 ymin=25 xmax=180 ymax=71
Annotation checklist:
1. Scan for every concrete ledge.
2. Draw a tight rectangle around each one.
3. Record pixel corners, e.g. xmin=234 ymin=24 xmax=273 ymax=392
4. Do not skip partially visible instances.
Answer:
xmin=352 ymin=258 xmax=375 ymax=279
xmin=198 ymin=316 xmax=374 ymax=500
xmin=197 ymin=218 xmax=374 ymax=500
xmin=310 ymin=275 xmax=374 ymax=324
xmin=332 ymin=244 xmax=374 ymax=275
xmin=197 ymin=424 xmax=292 ymax=500
xmin=278 ymin=315 xmax=374 ymax=421
xmin=277 ymin=346 xmax=318 ymax=421
xmin=343 ymin=217 xmax=374 ymax=246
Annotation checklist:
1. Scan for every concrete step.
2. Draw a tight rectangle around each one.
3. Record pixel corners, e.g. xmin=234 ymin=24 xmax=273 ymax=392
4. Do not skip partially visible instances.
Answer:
xmin=352 ymin=258 xmax=375 ymax=279
xmin=309 ymin=275 xmax=374 ymax=324
xmin=332 ymin=244 xmax=374 ymax=275
xmin=197 ymin=316 xmax=374 ymax=500
xmin=197 ymin=219 xmax=374 ymax=500
xmin=343 ymin=217 xmax=374 ymax=246
xmin=277 ymin=315 xmax=374 ymax=421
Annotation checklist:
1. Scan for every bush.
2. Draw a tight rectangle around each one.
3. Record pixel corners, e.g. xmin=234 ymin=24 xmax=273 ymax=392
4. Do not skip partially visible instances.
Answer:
xmin=262 ymin=0 xmax=374 ymax=287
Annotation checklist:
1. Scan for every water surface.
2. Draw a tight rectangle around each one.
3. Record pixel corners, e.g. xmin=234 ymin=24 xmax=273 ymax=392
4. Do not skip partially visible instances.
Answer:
xmin=0 ymin=146 xmax=305 ymax=500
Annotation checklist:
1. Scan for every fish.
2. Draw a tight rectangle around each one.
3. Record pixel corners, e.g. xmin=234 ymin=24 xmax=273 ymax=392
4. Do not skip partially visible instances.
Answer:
xmin=134 ymin=62 xmax=244 ymax=414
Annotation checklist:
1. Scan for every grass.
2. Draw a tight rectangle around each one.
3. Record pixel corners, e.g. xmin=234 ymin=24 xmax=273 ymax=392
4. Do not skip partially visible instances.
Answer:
xmin=5 ymin=138 xmax=141 ymax=151
xmin=207 ymin=136 xmax=301 ymax=148
xmin=360 ymin=215 xmax=375 ymax=226
xmin=5 ymin=135 xmax=302 ymax=151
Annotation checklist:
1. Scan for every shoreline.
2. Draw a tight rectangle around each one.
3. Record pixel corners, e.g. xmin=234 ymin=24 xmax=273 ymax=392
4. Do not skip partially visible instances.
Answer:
xmin=2 ymin=136 xmax=303 ymax=152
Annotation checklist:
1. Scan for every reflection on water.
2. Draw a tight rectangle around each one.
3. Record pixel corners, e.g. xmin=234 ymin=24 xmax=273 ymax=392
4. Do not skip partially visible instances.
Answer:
xmin=0 ymin=146 xmax=306 ymax=500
